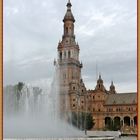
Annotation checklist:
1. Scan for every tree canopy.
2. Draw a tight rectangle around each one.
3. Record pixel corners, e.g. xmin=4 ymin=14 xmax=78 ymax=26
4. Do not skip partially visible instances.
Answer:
xmin=71 ymin=112 xmax=94 ymax=130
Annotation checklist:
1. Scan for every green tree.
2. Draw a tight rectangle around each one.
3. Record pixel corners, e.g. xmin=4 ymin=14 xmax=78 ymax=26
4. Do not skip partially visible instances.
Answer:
xmin=105 ymin=119 xmax=121 ymax=131
xmin=71 ymin=112 xmax=94 ymax=130
xmin=17 ymin=82 xmax=24 ymax=91
xmin=85 ymin=113 xmax=94 ymax=130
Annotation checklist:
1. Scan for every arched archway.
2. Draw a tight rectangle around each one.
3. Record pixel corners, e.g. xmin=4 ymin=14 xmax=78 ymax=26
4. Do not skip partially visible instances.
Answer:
xmin=114 ymin=116 xmax=121 ymax=130
xmin=68 ymin=51 xmax=71 ymax=58
xmin=134 ymin=116 xmax=137 ymax=126
xmin=105 ymin=117 xmax=112 ymax=129
xmin=124 ymin=116 xmax=130 ymax=126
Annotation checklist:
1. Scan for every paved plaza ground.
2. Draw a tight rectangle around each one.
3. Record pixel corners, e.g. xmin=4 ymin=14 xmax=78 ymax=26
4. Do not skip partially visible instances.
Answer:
xmin=87 ymin=131 xmax=137 ymax=140
xmin=115 ymin=136 xmax=137 ymax=140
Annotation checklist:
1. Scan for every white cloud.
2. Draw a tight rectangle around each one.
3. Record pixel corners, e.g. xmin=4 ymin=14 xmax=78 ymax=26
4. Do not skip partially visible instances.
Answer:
xmin=4 ymin=0 xmax=137 ymax=92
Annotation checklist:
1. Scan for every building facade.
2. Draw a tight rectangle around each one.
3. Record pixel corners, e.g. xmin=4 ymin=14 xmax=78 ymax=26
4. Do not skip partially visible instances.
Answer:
xmin=87 ymin=75 xmax=137 ymax=134
xmin=54 ymin=0 xmax=86 ymax=120
xmin=54 ymin=0 xmax=137 ymax=133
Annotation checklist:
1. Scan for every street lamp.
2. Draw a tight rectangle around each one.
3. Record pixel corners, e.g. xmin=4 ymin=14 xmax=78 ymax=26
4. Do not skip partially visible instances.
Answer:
xmin=84 ymin=94 xmax=87 ymax=135
xmin=76 ymin=94 xmax=80 ymax=128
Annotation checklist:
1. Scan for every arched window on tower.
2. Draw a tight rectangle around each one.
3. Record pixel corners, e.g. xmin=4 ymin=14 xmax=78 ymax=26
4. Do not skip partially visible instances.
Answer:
xmin=68 ymin=51 xmax=71 ymax=58
xmin=60 ymin=52 xmax=62 ymax=60
xmin=64 ymin=51 xmax=66 ymax=58
xmin=69 ymin=26 xmax=72 ymax=34
xmin=66 ymin=27 xmax=68 ymax=34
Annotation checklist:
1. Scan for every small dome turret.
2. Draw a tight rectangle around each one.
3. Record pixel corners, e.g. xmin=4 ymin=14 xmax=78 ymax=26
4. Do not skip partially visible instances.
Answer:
xmin=95 ymin=74 xmax=105 ymax=91
xmin=97 ymin=74 xmax=103 ymax=84
xmin=63 ymin=0 xmax=75 ymax=22
xmin=109 ymin=81 xmax=116 ymax=94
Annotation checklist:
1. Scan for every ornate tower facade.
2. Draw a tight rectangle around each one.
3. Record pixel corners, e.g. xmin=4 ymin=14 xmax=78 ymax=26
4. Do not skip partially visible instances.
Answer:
xmin=52 ymin=1 xmax=137 ymax=132
xmin=55 ymin=0 xmax=86 ymax=118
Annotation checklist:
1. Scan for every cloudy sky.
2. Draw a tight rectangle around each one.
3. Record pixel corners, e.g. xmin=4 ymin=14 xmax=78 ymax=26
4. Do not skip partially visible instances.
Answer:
xmin=4 ymin=0 xmax=137 ymax=92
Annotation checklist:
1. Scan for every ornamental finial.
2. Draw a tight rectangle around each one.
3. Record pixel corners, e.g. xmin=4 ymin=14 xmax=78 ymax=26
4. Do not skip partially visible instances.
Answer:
xmin=111 ymin=81 xmax=114 ymax=85
xmin=99 ymin=72 xmax=101 ymax=79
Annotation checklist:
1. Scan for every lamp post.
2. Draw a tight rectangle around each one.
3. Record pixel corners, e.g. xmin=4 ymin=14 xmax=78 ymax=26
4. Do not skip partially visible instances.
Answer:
xmin=84 ymin=94 xmax=87 ymax=135
xmin=76 ymin=93 xmax=80 ymax=128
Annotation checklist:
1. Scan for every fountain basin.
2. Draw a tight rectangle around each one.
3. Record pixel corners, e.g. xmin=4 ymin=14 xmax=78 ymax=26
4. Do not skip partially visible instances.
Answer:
xmin=4 ymin=137 xmax=115 ymax=140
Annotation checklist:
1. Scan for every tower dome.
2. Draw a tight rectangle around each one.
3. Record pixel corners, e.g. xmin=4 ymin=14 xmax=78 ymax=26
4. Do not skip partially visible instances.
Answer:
xmin=109 ymin=81 xmax=116 ymax=94
xmin=95 ymin=74 xmax=105 ymax=91
xmin=97 ymin=74 xmax=103 ymax=84
xmin=63 ymin=0 xmax=75 ymax=22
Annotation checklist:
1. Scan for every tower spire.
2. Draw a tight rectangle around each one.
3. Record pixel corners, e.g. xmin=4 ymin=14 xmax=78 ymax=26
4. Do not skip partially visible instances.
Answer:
xmin=67 ymin=0 xmax=72 ymax=8
xmin=63 ymin=0 xmax=75 ymax=22
xmin=111 ymin=81 xmax=114 ymax=85
xmin=99 ymin=72 xmax=101 ymax=79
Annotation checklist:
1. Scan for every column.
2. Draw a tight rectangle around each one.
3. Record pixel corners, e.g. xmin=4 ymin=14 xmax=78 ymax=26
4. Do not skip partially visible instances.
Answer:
xmin=131 ymin=119 xmax=134 ymax=127
xmin=121 ymin=119 xmax=124 ymax=127
xmin=112 ymin=118 xmax=114 ymax=127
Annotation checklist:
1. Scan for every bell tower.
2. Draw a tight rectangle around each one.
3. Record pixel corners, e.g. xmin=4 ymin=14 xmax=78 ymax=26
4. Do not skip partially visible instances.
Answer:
xmin=57 ymin=0 xmax=83 ymax=90
xmin=55 ymin=0 xmax=86 ymax=118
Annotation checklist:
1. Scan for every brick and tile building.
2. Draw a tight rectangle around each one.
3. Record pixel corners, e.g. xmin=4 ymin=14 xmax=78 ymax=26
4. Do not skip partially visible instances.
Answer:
xmin=54 ymin=0 xmax=137 ymax=133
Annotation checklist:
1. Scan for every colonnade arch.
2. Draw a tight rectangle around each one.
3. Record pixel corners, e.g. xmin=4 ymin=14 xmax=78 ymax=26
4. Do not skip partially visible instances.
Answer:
xmin=105 ymin=117 xmax=113 ymax=130
xmin=104 ymin=115 xmax=136 ymax=130
xmin=124 ymin=116 xmax=130 ymax=126
xmin=113 ymin=116 xmax=121 ymax=130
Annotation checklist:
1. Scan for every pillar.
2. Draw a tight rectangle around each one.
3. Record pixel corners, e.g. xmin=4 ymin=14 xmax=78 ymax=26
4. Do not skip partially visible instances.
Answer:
xmin=131 ymin=119 xmax=134 ymax=127
xmin=121 ymin=119 xmax=124 ymax=127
